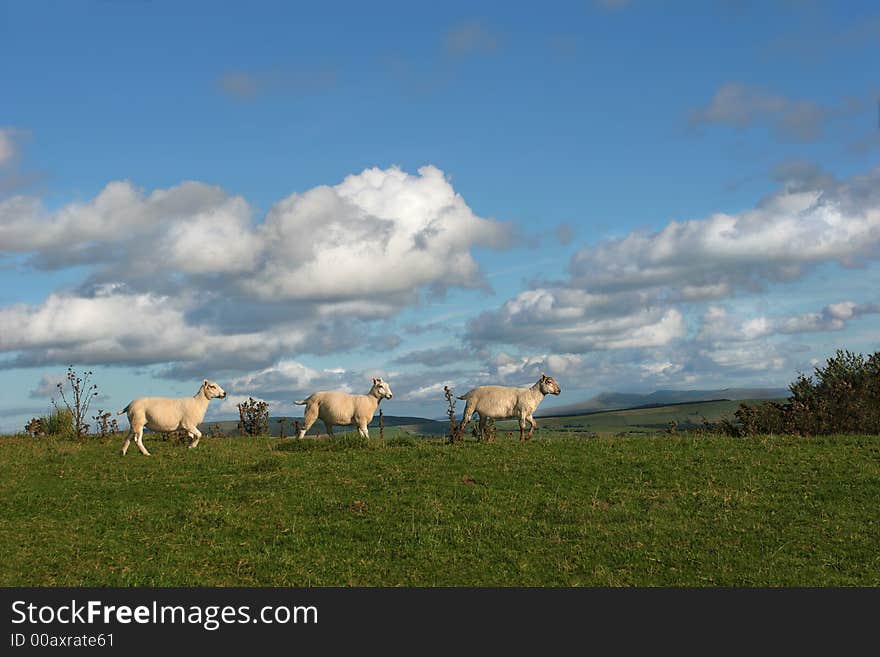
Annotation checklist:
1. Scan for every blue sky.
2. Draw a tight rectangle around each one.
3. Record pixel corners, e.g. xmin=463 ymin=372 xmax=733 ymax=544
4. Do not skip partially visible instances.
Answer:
xmin=1 ymin=0 xmax=879 ymax=430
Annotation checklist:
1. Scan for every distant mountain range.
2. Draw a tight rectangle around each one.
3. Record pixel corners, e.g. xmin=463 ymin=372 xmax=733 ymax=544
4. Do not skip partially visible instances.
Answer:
xmin=535 ymin=387 xmax=789 ymax=417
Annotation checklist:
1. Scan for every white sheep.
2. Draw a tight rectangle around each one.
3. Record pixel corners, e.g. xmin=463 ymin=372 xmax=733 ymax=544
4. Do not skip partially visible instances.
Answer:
xmin=118 ymin=379 xmax=227 ymax=456
xmin=294 ymin=378 xmax=393 ymax=439
xmin=458 ymin=373 xmax=561 ymax=441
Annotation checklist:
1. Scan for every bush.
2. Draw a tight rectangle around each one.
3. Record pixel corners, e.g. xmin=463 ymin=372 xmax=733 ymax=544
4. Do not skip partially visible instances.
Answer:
xmin=238 ymin=397 xmax=269 ymax=436
xmin=207 ymin=424 xmax=226 ymax=438
xmin=24 ymin=417 xmax=45 ymax=438
xmin=54 ymin=366 xmax=99 ymax=440
xmin=43 ymin=408 xmax=75 ymax=438
xmin=444 ymin=386 xmax=466 ymax=444
xmin=91 ymin=410 xmax=119 ymax=438
xmin=716 ymin=349 xmax=880 ymax=437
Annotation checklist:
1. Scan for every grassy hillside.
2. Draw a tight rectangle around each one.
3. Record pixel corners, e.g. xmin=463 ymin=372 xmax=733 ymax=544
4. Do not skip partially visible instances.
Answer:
xmin=538 ymin=387 xmax=789 ymax=416
xmin=497 ymin=398 xmax=767 ymax=437
xmin=1 ymin=432 xmax=878 ymax=586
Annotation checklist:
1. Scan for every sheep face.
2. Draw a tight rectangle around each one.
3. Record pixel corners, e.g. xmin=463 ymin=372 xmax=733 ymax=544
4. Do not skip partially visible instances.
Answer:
xmin=539 ymin=374 xmax=561 ymax=396
xmin=371 ymin=377 xmax=393 ymax=400
xmin=202 ymin=379 xmax=227 ymax=400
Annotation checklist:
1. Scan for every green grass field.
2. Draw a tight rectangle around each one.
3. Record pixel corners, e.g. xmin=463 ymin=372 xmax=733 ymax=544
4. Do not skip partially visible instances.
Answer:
xmin=1 ymin=430 xmax=878 ymax=587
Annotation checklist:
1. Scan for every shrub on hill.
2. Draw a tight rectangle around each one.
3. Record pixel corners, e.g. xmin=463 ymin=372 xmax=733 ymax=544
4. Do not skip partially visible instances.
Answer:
xmin=238 ymin=397 xmax=269 ymax=436
xmin=723 ymin=350 xmax=880 ymax=436
xmin=43 ymin=408 xmax=75 ymax=438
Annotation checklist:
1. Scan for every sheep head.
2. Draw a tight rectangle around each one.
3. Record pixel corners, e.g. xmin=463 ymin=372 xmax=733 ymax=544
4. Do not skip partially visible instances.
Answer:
xmin=202 ymin=379 xmax=228 ymax=400
xmin=371 ymin=377 xmax=393 ymax=400
xmin=539 ymin=373 xmax=561 ymax=396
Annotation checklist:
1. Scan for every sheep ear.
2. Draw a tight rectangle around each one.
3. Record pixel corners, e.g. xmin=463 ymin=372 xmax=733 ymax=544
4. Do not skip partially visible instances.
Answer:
xmin=372 ymin=377 xmax=377 ymax=384
xmin=203 ymin=379 xmax=208 ymax=387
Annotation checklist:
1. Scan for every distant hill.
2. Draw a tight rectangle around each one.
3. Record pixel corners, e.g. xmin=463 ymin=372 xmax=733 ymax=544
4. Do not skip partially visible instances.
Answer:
xmin=536 ymin=387 xmax=789 ymax=417
xmin=496 ymin=398 xmax=775 ymax=438
xmin=195 ymin=388 xmax=788 ymax=438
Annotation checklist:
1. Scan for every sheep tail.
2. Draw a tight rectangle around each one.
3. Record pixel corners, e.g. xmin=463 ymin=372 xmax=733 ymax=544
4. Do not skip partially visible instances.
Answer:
xmin=293 ymin=400 xmax=307 ymax=405
xmin=118 ymin=403 xmax=131 ymax=416
xmin=457 ymin=395 xmax=468 ymax=400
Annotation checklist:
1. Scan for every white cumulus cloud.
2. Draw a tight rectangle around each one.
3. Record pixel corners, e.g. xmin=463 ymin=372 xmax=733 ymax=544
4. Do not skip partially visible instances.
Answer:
xmin=0 ymin=165 xmax=511 ymax=373
xmin=698 ymin=302 xmax=880 ymax=342
xmin=466 ymin=165 xmax=880 ymax=357
xmin=248 ymin=165 xmax=508 ymax=302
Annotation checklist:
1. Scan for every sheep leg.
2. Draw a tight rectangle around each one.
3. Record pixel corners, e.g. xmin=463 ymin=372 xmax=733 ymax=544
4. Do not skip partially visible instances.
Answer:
xmin=518 ymin=417 xmax=527 ymax=441
xmin=122 ymin=416 xmax=142 ymax=455
xmin=323 ymin=421 xmax=335 ymax=438
xmin=460 ymin=401 xmax=475 ymax=431
xmin=478 ymin=414 xmax=488 ymax=442
xmin=298 ymin=404 xmax=319 ymax=439
xmin=134 ymin=429 xmax=151 ymax=456
xmin=526 ymin=415 xmax=537 ymax=440
xmin=187 ymin=426 xmax=203 ymax=449
xmin=357 ymin=423 xmax=369 ymax=439
xmin=121 ymin=430 xmax=133 ymax=456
